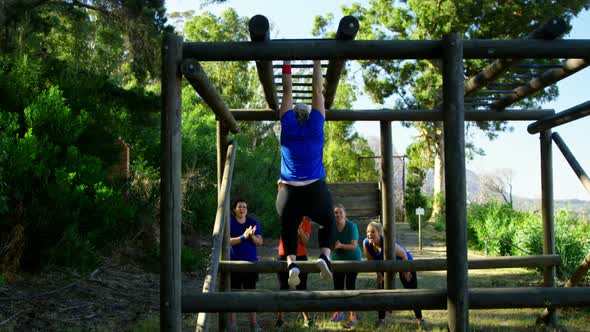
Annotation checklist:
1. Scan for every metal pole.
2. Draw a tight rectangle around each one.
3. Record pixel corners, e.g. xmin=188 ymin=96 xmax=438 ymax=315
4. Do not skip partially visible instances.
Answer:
xmin=380 ymin=121 xmax=395 ymax=290
xmin=540 ymin=130 xmax=558 ymax=327
xmin=442 ymin=33 xmax=468 ymax=332
xmin=160 ymin=33 xmax=183 ymax=332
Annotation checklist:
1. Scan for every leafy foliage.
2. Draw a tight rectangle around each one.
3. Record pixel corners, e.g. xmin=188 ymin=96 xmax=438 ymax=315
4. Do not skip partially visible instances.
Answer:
xmin=404 ymin=142 xmax=432 ymax=230
xmin=467 ymin=201 xmax=590 ymax=281
xmin=0 ymin=86 xmax=140 ymax=271
xmin=319 ymin=0 xmax=590 ymax=218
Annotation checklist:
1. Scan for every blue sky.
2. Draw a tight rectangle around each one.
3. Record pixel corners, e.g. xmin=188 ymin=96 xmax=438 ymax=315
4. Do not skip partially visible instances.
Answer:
xmin=167 ymin=0 xmax=590 ymax=200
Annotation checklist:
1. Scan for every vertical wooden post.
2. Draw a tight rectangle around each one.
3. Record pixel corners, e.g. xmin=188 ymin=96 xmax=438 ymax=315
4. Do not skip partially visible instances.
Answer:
xmin=418 ymin=214 xmax=422 ymax=251
xmin=401 ymin=156 xmax=406 ymax=222
xmin=540 ymin=129 xmax=558 ymax=327
xmin=160 ymin=33 xmax=183 ymax=332
xmin=216 ymin=123 xmax=230 ymax=332
xmin=380 ymin=121 xmax=395 ymax=289
xmin=442 ymin=33 xmax=468 ymax=332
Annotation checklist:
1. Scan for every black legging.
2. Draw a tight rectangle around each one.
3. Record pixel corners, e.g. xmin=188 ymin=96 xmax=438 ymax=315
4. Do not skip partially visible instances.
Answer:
xmin=378 ymin=271 xmax=422 ymax=320
xmin=276 ymin=180 xmax=335 ymax=256
xmin=333 ymin=272 xmax=358 ymax=290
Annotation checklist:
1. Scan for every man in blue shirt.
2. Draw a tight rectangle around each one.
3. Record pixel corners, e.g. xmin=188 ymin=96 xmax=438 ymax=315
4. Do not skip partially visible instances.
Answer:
xmin=276 ymin=60 xmax=335 ymax=288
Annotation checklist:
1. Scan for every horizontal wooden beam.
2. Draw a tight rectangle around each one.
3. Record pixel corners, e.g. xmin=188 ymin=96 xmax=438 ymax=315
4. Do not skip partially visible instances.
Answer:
xmin=219 ymin=255 xmax=560 ymax=273
xmin=228 ymin=109 xmax=554 ymax=121
xmin=527 ymin=100 xmax=590 ymax=134
xmin=183 ymin=40 xmax=590 ymax=61
xmin=181 ymin=287 xmax=590 ymax=313
xmin=272 ymin=63 xmax=328 ymax=68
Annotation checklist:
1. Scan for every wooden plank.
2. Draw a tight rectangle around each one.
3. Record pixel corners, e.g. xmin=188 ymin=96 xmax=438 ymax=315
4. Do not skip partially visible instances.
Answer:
xmin=328 ymin=182 xmax=379 ymax=195
xmin=182 ymin=287 xmax=590 ymax=313
xmin=195 ymin=141 xmax=237 ymax=332
xmin=331 ymin=196 xmax=380 ymax=207
xmin=218 ymin=255 xmax=560 ymax=273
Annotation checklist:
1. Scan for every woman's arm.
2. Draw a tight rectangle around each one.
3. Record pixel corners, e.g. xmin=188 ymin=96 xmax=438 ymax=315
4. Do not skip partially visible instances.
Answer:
xmin=279 ymin=60 xmax=292 ymax=118
xmin=311 ymin=60 xmax=325 ymax=117
xmin=395 ymin=243 xmax=412 ymax=282
xmin=298 ymin=224 xmax=310 ymax=246
xmin=251 ymin=234 xmax=263 ymax=247
xmin=362 ymin=242 xmax=373 ymax=260
xmin=230 ymin=226 xmax=253 ymax=246
xmin=335 ymin=239 xmax=358 ymax=251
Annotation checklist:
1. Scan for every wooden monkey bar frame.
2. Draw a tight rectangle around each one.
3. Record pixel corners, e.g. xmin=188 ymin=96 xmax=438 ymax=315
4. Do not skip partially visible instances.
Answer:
xmin=160 ymin=14 xmax=590 ymax=332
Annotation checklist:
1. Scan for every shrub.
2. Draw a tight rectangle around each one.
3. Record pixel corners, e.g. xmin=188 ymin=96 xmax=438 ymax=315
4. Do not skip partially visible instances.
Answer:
xmin=467 ymin=201 xmax=524 ymax=255
xmin=433 ymin=213 xmax=446 ymax=232
xmin=0 ymin=86 xmax=142 ymax=272
xmin=142 ymin=244 xmax=209 ymax=273
xmin=470 ymin=202 xmax=590 ymax=282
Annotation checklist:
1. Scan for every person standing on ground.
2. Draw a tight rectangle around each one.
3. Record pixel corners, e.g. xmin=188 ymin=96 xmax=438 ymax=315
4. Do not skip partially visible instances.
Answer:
xmin=276 ymin=60 xmax=335 ymax=288
xmin=362 ymin=221 xmax=427 ymax=329
xmin=228 ymin=199 xmax=263 ymax=332
xmin=328 ymin=204 xmax=362 ymax=327
xmin=275 ymin=215 xmax=314 ymax=329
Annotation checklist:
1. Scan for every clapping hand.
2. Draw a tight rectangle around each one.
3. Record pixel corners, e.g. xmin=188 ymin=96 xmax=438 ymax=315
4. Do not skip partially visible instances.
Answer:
xmin=243 ymin=225 xmax=257 ymax=239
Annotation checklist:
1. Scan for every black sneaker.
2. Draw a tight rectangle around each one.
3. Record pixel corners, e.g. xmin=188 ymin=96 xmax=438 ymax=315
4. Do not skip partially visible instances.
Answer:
xmin=288 ymin=262 xmax=301 ymax=287
xmin=316 ymin=254 xmax=333 ymax=281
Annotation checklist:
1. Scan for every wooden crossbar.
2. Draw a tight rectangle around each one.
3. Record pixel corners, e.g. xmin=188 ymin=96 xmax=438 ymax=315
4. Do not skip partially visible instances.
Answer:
xmin=182 ymin=287 xmax=590 ymax=313
xmin=218 ymin=255 xmax=560 ymax=273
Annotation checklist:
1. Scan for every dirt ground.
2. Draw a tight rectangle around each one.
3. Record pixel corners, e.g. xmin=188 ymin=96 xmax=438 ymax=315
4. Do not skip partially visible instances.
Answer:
xmin=0 ymin=220 xmax=430 ymax=331
xmin=2 ymin=221 xmax=588 ymax=332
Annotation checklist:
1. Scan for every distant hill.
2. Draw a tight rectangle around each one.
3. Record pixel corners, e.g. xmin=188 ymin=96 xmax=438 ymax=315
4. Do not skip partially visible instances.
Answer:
xmin=361 ymin=135 xmax=590 ymax=218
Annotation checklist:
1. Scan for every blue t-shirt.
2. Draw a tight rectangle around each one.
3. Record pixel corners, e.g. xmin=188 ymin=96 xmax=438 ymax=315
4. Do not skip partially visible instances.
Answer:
xmin=363 ymin=238 xmax=413 ymax=261
xmin=280 ymin=109 xmax=326 ymax=182
xmin=230 ymin=215 xmax=262 ymax=261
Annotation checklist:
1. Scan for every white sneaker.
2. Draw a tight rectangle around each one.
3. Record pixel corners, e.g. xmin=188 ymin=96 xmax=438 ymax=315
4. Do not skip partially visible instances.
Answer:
xmin=288 ymin=263 xmax=300 ymax=287
xmin=316 ymin=254 xmax=333 ymax=281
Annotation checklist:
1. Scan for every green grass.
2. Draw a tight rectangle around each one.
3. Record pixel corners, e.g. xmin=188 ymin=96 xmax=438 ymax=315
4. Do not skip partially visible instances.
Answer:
xmin=132 ymin=222 xmax=590 ymax=331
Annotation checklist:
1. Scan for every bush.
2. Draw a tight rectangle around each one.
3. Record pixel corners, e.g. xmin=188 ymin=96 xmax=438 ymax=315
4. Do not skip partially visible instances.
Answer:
xmin=142 ymin=244 xmax=208 ymax=273
xmin=467 ymin=201 xmax=524 ymax=255
xmin=0 ymin=86 xmax=142 ymax=272
xmin=433 ymin=213 xmax=446 ymax=232
xmin=405 ymin=172 xmax=431 ymax=231
xmin=469 ymin=202 xmax=590 ymax=282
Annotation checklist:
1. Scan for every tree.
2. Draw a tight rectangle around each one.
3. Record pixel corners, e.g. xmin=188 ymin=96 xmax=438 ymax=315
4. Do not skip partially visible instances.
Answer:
xmin=320 ymin=0 xmax=590 ymax=220
xmin=479 ymin=169 xmax=514 ymax=208
xmin=0 ymin=0 xmax=169 ymax=84
xmin=324 ymin=82 xmax=379 ymax=182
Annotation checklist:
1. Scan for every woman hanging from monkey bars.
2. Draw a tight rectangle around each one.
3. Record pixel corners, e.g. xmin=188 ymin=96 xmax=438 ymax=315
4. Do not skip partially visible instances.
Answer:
xmin=276 ymin=59 xmax=335 ymax=287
